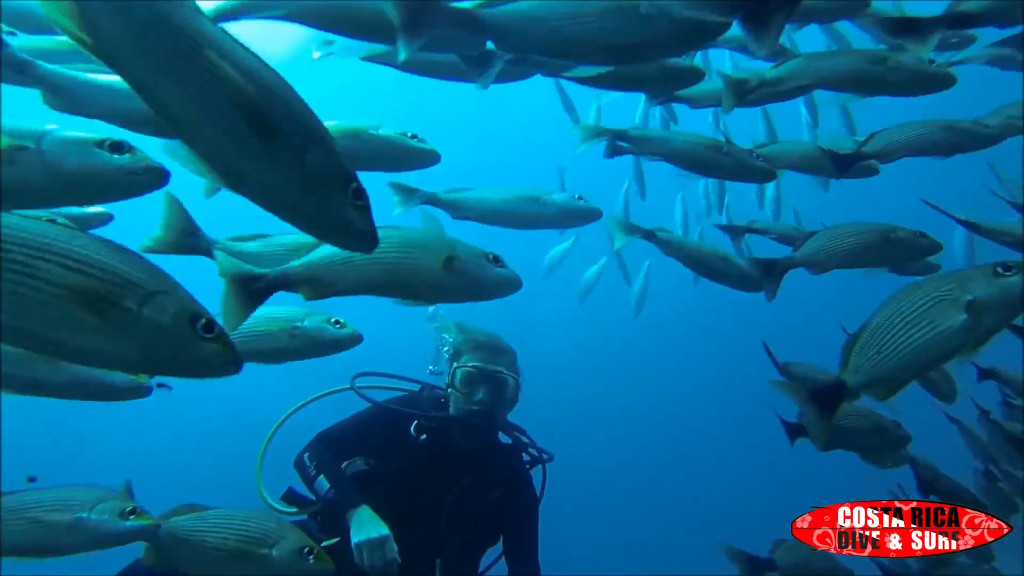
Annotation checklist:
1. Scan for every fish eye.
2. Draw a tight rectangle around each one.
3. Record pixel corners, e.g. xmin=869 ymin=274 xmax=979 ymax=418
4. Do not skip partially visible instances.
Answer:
xmin=41 ymin=216 xmax=61 ymax=224
xmin=122 ymin=505 xmax=141 ymax=520
xmin=915 ymin=230 xmax=928 ymax=238
xmin=572 ymin=194 xmax=586 ymax=202
xmin=191 ymin=314 xmax=221 ymax=339
xmin=401 ymin=132 xmax=422 ymax=142
xmin=300 ymin=546 xmax=317 ymax=562
xmin=486 ymin=253 xmax=507 ymax=268
xmin=347 ymin=181 xmax=369 ymax=207
xmin=993 ymin=262 xmax=1020 ymax=277
xmin=327 ymin=317 xmax=346 ymax=330
xmin=97 ymin=138 xmax=134 ymax=156
xmin=749 ymin=150 xmax=764 ymax=162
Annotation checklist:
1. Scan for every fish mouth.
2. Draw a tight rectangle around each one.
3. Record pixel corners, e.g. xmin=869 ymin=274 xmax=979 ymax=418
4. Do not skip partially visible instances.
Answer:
xmin=134 ymin=164 xmax=172 ymax=189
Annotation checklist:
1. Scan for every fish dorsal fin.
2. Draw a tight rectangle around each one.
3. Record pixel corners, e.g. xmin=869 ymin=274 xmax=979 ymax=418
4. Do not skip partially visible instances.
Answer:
xmin=224 ymin=232 xmax=276 ymax=243
xmin=839 ymin=325 xmax=864 ymax=373
xmin=420 ymin=211 xmax=446 ymax=235
xmin=159 ymin=503 xmax=215 ymax=521
xmin=121 ymin=479 xmax=136 ymax=500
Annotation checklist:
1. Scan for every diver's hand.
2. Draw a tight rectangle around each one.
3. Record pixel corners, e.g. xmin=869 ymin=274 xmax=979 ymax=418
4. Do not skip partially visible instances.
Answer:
xmin=348 ymin=505 xmax=400 ymax=575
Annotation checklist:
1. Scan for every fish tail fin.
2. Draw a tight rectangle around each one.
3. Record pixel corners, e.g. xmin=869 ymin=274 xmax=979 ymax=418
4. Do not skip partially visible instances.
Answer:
xmin=139 ymin=191 xmax=215 ymax=259
xmin=822 ymin=147 xmax=868 ymax=178
xmin=972 ymin=362 xmax=994 ymax=383
xmin=723 ymin=546 xmax=776 ymax=576
xmin=736 ymin=0 xmax=803 ymax=59
xmin=0 ymin=35 xmax=42 ymax=89
xmin=717 ymin=71 xmax=753 ymax=115
xmin=576 ymin=123 xmax=614 ymax=152
xmin=388 ymin=181 xmax=434 ymax=215
xmin=761 ymin=341 xmax=785 ymax=377
xmin=606 ymin=215 xmax=651 ymax=252
xmin=214 ymin=251 xmax=277 ymax=333
xmin=773 ymin=410 xmax=807 ymax=447
xmin=748 ymin=256 xmax=793 ymax=303
xmin=771 ymin=378 xmax=849 ymax=448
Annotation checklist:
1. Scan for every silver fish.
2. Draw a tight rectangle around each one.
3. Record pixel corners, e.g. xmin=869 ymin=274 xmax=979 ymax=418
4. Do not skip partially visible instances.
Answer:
xmin=1 ymin=125 xmax=169 ymax=210
xmin=214 ymin=214 xmax=522 ymax=331
xmin=43 ymin=1 xmax=380 ymax=252
xmin=805 ymin=261 xmax=1024 ymax=424
xmin=1 ymin=212 xmax=242 ymax=378
xmin=1 ymin=344 xmax=162 ymax=402
xmin=230 ymin=306 xmax=364 ymax=365
xmin=749 ymin=222 xmax=943 ymax=301
xmin=609 ymin=216 xmax=765 ymax=295
xmin=388 ymin=182 xmax=603 ymax=231
xmin=140 ymin=504 xmax=334 ymax=575
xmin=1 ymin=481 xmax=159 ymax=558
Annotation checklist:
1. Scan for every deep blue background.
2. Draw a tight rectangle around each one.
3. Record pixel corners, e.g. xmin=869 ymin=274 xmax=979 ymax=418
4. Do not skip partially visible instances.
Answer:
xmin=2 ymin=2 xmax=1021 ymax=574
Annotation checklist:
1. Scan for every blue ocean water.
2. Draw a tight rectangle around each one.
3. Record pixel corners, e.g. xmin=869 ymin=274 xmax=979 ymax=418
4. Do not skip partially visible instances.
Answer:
xmin=1 ymin=1 xmax=1021 ymax=575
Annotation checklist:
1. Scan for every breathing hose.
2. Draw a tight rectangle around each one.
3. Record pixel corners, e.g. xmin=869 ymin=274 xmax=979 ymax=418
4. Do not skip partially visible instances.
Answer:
xmin=256 ymin=377 xmax=425 ymax=516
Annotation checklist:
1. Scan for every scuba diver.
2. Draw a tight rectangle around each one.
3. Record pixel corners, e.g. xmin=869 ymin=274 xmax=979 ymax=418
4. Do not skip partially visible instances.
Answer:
xmin=115 ymin=316 xmax=548 ymax=576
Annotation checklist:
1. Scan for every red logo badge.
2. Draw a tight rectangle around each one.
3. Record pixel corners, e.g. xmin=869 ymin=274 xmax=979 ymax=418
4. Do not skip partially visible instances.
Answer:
xmin=792 ymin=501 xmax=1013 ymax=558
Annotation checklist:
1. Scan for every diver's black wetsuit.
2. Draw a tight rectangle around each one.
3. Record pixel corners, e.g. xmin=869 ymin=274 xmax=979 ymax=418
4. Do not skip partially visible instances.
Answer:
xmin=116 ymin=390 xmax=541 ymax=576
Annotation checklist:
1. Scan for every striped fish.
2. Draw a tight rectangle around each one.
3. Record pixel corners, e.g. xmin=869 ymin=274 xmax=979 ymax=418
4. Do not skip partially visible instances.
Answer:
xmin=748 ymin=222 xmax=943 ymax=301
xmin=972 ymin=362 xmax=1023 ymax=397
xmin=942 ymin=410 xmax=1002 ymax=470
xmin=973 ymin=399 xmax=1024 ymax=472
xmin=1 ymin=343 xmax=163 ymax=402
xmin=141 ymin=505 xmax=334 ymax=575
xmin=230 ymin=305 xmax=364 ymax=365
xmin=213 ymin=214 xmax=523 ymax=332
xmin=974 ymin=465 xmax=1021 ymax=520
xmin=908 ymin=454 xmax=990 ymax=512
xmin=805 ymin=262 xmax=1024 ymax=424
xmin=140 ymin=191 xmax=324 ymax=267
xmin=0 ymin=212 xmax=242 ymax=378
xmin=824 ymin=119 xmax=1010 ymax=175
xmin=772 ymin=386 xmax=911 ymax=456
xmin=1 ymin=480 xmax=158 ymax=558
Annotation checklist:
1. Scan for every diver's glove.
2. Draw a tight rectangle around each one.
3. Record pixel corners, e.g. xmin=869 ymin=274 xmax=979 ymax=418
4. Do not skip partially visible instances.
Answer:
xmin=348 ymin=504 xmax=400 ymax=576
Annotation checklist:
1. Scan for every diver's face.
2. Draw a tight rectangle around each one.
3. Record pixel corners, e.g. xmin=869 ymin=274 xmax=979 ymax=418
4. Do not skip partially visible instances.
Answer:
xmin=446 ymin=360 xmax=520 ymax=421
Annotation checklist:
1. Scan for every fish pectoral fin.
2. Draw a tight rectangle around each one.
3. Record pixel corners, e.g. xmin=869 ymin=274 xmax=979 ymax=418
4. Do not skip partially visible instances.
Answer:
xmin=38 ymin=1 xmax=94 ymax=51
xmin=68 ymin=285 xmax=163 ymax=322
xmin=440 ymin=250 xmax=461 ymax=274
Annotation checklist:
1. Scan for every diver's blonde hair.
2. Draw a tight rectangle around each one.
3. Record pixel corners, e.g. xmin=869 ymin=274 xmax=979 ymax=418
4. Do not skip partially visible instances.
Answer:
xmin=442 ymin=320 xmax=520 ymax=377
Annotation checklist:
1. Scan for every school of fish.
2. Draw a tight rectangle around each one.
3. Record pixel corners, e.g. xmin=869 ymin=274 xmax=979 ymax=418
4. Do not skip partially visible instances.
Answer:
xmin=0 ymin=1 xmax=1021 ymax=575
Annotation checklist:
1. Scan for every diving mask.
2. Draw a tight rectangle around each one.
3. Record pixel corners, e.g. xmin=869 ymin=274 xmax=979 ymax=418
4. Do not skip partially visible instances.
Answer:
xmin=447 ymin=362 xmax=521 ymax=401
